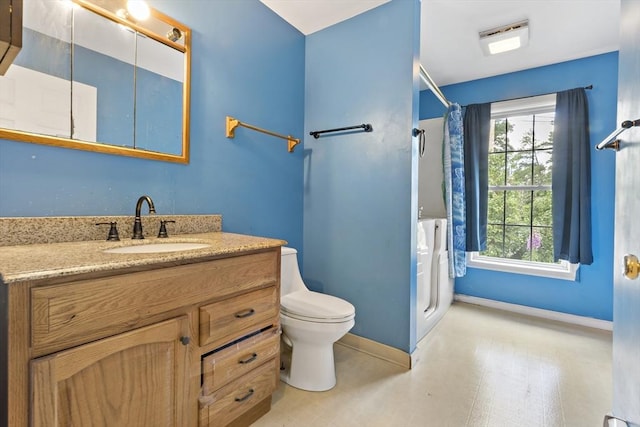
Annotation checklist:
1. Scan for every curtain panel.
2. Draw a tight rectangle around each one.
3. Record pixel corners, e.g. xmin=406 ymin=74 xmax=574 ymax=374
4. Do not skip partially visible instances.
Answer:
xmin=552 ymin=88 xmax=593 ymax=265
xmin=463 ymin=103 xmax=491 ymax=252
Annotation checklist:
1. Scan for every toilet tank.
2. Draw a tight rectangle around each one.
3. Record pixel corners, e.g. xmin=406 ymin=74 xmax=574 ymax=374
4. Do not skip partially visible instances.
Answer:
xmin=280 ymin=247 xmax=307 ymax=296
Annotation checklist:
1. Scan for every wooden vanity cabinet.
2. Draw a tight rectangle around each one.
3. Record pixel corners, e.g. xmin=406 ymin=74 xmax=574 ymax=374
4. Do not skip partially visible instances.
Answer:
xmin=1 ymin=247 xmax=282 ymax=427
xmin=200 ymin=328 xmax=280 ymax=427
xmin=31 ymin=316 xmax=191 ymax=427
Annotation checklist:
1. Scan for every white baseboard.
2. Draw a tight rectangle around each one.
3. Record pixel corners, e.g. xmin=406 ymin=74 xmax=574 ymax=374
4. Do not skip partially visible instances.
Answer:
xmin=337 ymin=333 xmax=412 ymax=369
xmin=454 ymin=294 xmax=613 ymax=331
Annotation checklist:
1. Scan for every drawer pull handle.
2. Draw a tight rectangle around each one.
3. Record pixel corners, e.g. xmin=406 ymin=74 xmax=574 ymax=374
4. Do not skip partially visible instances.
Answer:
xmin=238 ymin=353 xmax=258 ymax=364
xmin=234 ymin=308 xmax=255 ymax=318
xmin=179 ymin=336 xmax=190 ymax=346
xmin=234 ymin=389 xmax=254 ymax=402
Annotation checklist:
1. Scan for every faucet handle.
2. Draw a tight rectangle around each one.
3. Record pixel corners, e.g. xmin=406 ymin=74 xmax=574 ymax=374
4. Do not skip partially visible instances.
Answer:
xmin=96 ymin=222 xmax=120 ymax=241
xmin=158 ymin=220 xmax=176 ymax=238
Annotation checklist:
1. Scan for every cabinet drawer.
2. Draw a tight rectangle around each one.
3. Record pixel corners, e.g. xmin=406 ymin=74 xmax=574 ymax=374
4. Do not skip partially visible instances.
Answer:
xmin=31 ymin=250 xmax=279 ymax=354
xmin=199 ymin=358 xmax=278 ymax=427
xmin=199 ymin=286 xmax=278 ymax=348
xmin=202 ymin=328 xmax=279 ymax=394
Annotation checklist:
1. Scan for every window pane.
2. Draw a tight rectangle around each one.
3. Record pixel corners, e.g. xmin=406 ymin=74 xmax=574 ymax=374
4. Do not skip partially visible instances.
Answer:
xmin=492 ymin=119 xmax=507 ymax=152
xmin=534 ymin=112 xmax=554 ymax=149
xmin=484 ymin=224 xmax=505 ymax=258
xmin=530 ymin=226 xmax=554 ymax=263
xmin=533 ymin=149 xmax=552 ymax=185
xmin=481 ymin=100 xmax=557 ymax=270
xmin=506 ymin=115 xmax=534 ymax=151
xmin=488 ymin=153 xmax=506 ymax=186
xmin=507 ymin=151 xmax=532 ymax=185
xmin=504 ymin=225 xmax=531 ymax=261
xmin=532 ymin=190 xmax=552 ymax=226
xmin=488 ymin=190 xmax=505 ymax=224
xmin=505 ymin=190 xmax=532 ymax=226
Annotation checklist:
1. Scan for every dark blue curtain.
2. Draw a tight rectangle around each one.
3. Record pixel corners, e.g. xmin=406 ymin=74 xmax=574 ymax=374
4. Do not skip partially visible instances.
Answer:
xmin=463 ymin=103 xmax=491 ymax=251
xmin=552 ymin=88 xmax=593 ymax=264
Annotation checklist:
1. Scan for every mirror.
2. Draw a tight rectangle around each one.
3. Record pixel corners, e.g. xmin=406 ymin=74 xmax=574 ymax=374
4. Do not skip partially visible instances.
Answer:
xmin=0 ymin=0 xmax=191 ymax=163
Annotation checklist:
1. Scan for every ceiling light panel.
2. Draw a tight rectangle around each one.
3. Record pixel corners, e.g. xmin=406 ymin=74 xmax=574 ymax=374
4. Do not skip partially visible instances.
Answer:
xmin=479 ymin=20 xmax=529 ymax=55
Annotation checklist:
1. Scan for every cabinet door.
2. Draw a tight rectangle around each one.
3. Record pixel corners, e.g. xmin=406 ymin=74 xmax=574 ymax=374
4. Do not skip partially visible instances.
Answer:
xmin=31 ymin=316 xmax=191 ymax=427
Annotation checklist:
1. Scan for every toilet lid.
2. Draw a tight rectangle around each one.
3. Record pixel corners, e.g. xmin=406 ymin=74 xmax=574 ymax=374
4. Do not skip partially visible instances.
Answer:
xmin=281 ymin=291 xmax=355 ymax=322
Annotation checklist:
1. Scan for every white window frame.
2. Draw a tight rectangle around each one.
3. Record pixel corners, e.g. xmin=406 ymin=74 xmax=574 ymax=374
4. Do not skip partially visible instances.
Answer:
xmin=467 ymin=252 xmax=579 ymax=280
xmin=467 ymin=93 xmax=579 ymax=281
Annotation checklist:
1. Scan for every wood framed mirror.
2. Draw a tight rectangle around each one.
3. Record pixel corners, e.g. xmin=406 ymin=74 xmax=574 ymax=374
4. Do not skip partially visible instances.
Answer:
xmin=0 ymin=0 xmax=191 ymax=163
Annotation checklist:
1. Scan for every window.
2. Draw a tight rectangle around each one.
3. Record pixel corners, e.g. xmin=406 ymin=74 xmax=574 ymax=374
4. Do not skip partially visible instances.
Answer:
xmin=467 ymin=94 xmax=578 ymax=280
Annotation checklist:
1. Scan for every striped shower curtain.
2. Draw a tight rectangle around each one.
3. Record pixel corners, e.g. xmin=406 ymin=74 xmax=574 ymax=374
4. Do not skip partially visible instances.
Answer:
xmin=443 ymin=103 xmax=466 ymax=278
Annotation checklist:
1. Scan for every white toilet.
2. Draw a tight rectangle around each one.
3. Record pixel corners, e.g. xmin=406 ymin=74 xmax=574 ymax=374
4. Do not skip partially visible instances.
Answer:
xmin=279 ymin=247 xmax=355 ymax=391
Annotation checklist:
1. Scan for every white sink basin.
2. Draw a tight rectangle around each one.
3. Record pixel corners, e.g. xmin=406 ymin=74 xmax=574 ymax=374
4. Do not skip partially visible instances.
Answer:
xmin=103 ymin=242 xmax=211 ymax=254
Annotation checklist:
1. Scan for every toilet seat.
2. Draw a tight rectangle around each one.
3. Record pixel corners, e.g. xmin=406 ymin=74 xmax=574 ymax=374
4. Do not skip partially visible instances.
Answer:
xmin=281 ymin=291 xmax=355 ymax=324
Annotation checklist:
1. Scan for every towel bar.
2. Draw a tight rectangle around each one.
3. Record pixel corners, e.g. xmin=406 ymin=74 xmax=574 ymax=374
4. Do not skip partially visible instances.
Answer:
xmin=595 ymin=118 xmax=640 ymax=151
xmin=225 ymin=116 xmax=300 ymax=153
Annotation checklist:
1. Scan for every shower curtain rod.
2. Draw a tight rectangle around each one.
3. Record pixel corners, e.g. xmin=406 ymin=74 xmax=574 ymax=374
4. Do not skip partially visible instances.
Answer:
xmin=420 ymin=64 xmax=451 ymax=108
xmin=462 ymin=85 xmax=593 ymax=108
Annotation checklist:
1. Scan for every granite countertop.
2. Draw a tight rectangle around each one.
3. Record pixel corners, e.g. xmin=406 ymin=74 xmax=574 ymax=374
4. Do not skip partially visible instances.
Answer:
xmin=0 ymin=232 xmax=286 ymax=284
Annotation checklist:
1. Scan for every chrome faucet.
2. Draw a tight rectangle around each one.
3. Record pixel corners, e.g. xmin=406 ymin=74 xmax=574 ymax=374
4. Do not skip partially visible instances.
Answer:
xmin=132 ymin=195 xmax=156 ymax=239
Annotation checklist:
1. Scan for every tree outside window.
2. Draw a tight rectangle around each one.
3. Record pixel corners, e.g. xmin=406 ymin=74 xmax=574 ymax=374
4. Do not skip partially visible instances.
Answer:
xmin=482 ymin=111 xmax=555 ymax=264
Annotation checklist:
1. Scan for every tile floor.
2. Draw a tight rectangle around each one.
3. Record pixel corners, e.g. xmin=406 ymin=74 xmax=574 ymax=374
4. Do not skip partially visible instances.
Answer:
xmin=253 ymin=302 xmax=612 ymax=427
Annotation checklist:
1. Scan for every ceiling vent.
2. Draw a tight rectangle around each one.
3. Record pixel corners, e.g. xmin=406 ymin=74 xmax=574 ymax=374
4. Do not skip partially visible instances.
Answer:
xmin=479 ymin=20 xmax=529 ymax=55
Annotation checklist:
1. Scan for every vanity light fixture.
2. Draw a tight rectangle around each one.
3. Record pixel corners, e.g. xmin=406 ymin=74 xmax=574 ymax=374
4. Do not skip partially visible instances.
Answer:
xmin=479 ymin=20 xmax=529 ymax=55
xmin=126 ymin=0 xmax=150 ymax=21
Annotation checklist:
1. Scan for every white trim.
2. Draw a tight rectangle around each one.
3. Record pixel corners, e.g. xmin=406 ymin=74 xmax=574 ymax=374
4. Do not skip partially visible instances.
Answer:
xmin=337 ymin=333 xmax=412 ymax=369
xmin=491 ymin=93 xmax=556 ymax=117
xmin=454 ymin=294 xmax=613 ymax=331
xmin=467 ymin=252 xmax=579 ymax=281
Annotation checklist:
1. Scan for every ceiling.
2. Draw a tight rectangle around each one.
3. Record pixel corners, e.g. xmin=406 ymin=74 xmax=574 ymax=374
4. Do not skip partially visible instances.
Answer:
xmin=260 ymin=0 xmax=620 ymax=88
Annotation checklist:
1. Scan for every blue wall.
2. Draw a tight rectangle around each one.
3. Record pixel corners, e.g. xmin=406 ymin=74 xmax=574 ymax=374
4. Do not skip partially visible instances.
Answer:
xmin=420 ymin=52 xmax=618 ymax=321
xmin=15 ymin=28 xmax=71 ymax=80
xmin=0 ymin=0 xmax=305 ymax=252
xmin=136 ymin=66 xmax=183 ymax=155
xmin=303 ymin=0 xmax=421 ymax=352
xmin=74 ymin=45 xmax=136 ymax=147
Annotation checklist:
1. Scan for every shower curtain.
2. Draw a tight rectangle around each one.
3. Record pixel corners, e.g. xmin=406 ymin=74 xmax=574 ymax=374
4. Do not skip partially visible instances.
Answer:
xmin=443 ymin=103 xmax=466 ymax=278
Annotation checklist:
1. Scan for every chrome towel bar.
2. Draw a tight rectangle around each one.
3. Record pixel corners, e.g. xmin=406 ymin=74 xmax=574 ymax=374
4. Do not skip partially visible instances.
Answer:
xmin=596 ymin=118 xmax=640 ymax=151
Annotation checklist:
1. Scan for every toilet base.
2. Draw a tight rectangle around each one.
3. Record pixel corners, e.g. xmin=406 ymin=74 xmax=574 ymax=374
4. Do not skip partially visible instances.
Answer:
xmin=280 ymin=338 xmax=337 ymax=392
xmin=278 ymin=299 xmax=355 ymax=392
